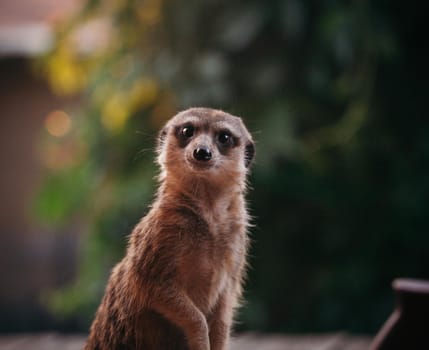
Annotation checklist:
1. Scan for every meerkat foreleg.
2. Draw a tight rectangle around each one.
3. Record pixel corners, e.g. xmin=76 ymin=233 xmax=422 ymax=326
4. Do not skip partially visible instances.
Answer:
xmin=151 ymin=289 xmax=210 ymax=350
xmin=208 ymin=290 xmax=237 ymax=350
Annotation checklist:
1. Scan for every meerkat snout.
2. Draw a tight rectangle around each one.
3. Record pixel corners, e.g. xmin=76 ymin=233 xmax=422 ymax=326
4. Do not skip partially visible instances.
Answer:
xmin=194 ymin=146 xmax=212 ymax=161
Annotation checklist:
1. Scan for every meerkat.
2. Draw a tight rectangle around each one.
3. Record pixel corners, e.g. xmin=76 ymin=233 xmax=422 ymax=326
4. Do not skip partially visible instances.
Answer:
xmin=85 ymin=107 xmax=255 ymax=350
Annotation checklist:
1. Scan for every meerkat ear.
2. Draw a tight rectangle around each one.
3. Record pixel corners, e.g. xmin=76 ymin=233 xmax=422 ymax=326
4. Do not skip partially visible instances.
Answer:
xmin=157 ymin=126 xmax=168 ymax=150
xmin=245 ymin=141 xmax=255 ymax=168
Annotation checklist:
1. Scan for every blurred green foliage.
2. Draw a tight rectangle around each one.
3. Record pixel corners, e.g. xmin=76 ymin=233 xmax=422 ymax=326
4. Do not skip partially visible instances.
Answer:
xmin=35 ymin=0 xmax=429 ymax=333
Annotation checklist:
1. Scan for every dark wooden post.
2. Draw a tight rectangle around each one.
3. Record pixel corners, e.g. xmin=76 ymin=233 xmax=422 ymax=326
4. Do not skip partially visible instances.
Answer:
xmin=371 ymin=278 xmax=429 ymax=349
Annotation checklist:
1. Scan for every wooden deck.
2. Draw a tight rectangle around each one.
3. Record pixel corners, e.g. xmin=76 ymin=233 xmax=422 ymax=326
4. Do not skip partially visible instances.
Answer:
xmin=0 ymin=332 xmax=372 ymax=349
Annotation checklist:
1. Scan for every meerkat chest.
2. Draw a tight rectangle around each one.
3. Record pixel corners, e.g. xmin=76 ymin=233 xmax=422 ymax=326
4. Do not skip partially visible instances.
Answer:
xmin=182 ymin=214 xmax=246 ymax=313
xmin=181 ymin=246 xmax=233 ymax=314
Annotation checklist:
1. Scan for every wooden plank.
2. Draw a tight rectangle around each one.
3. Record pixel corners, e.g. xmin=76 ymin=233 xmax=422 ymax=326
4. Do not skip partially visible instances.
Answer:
xmin=0 ymin=332 xmax=372 ymax=350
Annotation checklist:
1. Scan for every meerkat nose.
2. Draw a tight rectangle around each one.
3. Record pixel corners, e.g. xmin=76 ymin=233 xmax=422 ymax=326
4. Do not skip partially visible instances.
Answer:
xmin=193 ymin=146 xmax=212 ymax=161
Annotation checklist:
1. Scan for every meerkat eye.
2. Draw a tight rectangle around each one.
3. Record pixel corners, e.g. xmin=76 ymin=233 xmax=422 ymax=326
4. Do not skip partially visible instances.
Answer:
xmin=181 ymin=125 xmax=194 ymax=138
xmin=218 ymin=131 xmax=233 ymax=145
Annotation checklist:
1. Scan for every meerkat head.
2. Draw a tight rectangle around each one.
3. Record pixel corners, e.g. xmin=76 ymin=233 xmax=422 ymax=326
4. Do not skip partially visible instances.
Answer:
xmin=157 ymin=108 xmax=255 ymax=189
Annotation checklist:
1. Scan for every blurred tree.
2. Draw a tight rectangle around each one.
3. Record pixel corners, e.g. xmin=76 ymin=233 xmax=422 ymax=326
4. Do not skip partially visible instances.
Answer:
xmin=35 ymin=0 xmax=429 ymax=333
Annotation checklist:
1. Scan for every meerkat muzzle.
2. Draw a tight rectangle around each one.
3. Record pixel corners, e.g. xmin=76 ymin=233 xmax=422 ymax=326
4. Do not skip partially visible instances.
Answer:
xmin=193 ymin=146 xmax=212 ymax=161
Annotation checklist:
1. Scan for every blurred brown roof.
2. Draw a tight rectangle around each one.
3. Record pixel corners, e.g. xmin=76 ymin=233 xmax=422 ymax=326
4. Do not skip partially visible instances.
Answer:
xmin=0 ymin=0 xmax=81 ymax=24
xmin=0 ymin=0 xmax=82 ymax=56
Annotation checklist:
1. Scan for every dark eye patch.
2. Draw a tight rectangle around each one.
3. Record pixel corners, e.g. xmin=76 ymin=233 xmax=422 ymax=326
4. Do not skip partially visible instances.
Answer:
xmin=181 ymin=125 xmax=194 ymax=138
xmin=217 ymin=131 xmax=232 ymax=145
xmin=176 ymin=124 xmax=196 ymax=147
xmin=216 ymin=129 xmax=238 ymax=147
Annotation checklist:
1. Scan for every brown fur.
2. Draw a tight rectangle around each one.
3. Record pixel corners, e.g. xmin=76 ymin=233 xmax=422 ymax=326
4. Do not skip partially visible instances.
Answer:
xmin=85 ymin=108 xmax=255 ymax=350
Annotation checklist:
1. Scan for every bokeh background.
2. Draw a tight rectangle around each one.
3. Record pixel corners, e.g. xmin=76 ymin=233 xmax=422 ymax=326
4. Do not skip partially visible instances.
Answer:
xmin=0 ymin=0 xmax=428 ymax=337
